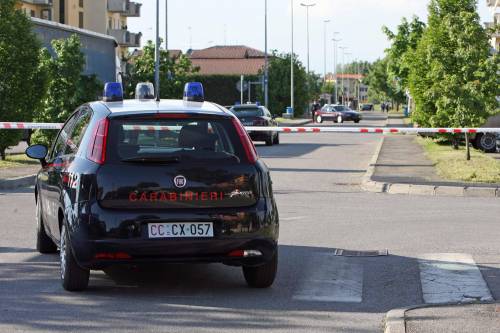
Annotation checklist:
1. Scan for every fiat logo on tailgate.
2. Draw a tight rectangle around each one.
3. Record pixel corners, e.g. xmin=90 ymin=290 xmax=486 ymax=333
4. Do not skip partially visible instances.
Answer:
xmin=173 ymin=175 xmax=187 ymax=188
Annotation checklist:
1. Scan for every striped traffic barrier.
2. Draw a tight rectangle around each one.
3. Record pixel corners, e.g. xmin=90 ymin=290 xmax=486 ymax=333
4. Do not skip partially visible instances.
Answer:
xmin=1 ymin=122 xmax=500 ymax=134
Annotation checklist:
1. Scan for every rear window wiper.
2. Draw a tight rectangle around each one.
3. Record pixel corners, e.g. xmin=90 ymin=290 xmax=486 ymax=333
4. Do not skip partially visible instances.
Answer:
xmin=121 ymin=155 xmax=181 ymax=163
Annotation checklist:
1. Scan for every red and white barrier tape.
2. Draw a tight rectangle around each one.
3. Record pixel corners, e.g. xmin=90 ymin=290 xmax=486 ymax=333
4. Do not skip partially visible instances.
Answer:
xmin=0 ymin=122 xmax=63 ymax=130
xmin=1 ymin=122 xmax=499 ymax=134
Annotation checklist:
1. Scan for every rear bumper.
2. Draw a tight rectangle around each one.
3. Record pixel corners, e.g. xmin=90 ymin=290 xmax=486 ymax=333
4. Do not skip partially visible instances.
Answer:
xmin=249 ymin=131 xmax=272 ymax=141
xmin=69 ymin=198 xmax=279 ymax=269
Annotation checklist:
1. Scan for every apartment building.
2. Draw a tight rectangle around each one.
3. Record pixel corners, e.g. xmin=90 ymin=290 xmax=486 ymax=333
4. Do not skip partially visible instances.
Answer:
xmin=486 ymin=0 xmax=500 ymax=51
xmin=17 ymin=0 xmax=142 ymax=67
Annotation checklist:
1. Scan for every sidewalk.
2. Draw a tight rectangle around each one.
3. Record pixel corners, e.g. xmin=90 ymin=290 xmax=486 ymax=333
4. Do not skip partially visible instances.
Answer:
xmin=387 ymin=303 xmax=500 ymax=333
xmin=276 ymin=118 xmax=312 ymax=127
xmin=366 ymin=115 xmax=500 ymax=196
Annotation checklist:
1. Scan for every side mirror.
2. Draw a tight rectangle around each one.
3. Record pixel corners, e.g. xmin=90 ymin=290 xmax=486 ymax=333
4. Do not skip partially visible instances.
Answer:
xmin=25 ymin=144 xmax=48 ymax=165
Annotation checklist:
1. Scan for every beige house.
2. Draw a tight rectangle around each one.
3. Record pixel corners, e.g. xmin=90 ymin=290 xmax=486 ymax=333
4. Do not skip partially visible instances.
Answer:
xmin=16 ymin=0 xmax=142 ymax=69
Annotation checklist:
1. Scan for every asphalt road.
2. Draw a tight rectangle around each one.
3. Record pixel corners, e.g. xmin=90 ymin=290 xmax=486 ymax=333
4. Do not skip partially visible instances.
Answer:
xmin=0 ymin=112 xmax=499 ymax=333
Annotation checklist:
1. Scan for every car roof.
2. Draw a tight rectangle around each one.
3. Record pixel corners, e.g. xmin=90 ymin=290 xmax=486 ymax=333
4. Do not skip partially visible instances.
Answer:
xmin=91 ymin=99 xmax=230 ymax=117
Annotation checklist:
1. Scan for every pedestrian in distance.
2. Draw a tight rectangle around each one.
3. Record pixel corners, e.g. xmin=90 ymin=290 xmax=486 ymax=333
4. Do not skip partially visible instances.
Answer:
xmin=381 ymin=102 xmax=385 ymax=113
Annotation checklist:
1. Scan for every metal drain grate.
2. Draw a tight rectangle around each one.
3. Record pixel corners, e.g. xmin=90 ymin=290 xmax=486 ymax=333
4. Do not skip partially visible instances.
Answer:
xmin=333 ymin=249 xmax=389 ymax=257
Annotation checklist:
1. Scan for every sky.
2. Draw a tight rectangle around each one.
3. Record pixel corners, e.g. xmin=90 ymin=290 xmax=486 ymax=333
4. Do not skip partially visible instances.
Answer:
xmin=127 ymin=0 xmax=493 ymax=75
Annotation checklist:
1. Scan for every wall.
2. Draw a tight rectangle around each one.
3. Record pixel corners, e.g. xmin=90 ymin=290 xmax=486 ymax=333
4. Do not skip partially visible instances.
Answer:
xmin=31 ymin=18 xmax=118 ymax=83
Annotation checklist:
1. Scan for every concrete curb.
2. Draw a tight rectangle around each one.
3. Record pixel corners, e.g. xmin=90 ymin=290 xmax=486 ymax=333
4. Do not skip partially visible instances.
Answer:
xmin=361 ymin=138 xmax=500 ymax=198
xmin=0 ymin=174 xmax=36 ymax=190
xmin=384 ymin=302 xmax=497 ymax=333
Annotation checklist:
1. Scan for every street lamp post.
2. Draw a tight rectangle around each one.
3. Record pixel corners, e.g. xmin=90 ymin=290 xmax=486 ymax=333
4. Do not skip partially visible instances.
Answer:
xmin=300 ymin=2 xmax=316 ymax=74
xmin=290 ymin=0 xmax=294 ymax=112
xmin=165 ymin=0 xmax=168 ymax=50
xmin=323 ymin=20 xmax=330 ymax=82
xmin=264 ymin=0 xmax=269 ymax=108
xmin=344 ymin=51 xmax=352 ymax=105
xmin=155 ymin=0 xmax=160 ymax=101
xmin=338 ymin=46 xmax=347 ymax=105
xmin=332 ymin=33 xmax=340 ymax=104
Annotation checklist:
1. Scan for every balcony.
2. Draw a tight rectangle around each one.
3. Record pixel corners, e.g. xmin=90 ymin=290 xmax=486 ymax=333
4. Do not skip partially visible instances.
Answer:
xmin=108 ymin=29 xmax=141 ymax=47
xmin=124 ymin=2 xmax=141 ymax=17
xmin=108 ymin=0 xmax=141 ymax=17
xmin=21 ymin=0 xmax=52 ymax=6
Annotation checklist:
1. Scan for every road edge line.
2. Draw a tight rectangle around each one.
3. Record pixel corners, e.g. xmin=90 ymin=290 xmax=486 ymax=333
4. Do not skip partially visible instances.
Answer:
xmin=0 ymin=174 xmax=36 ymax=190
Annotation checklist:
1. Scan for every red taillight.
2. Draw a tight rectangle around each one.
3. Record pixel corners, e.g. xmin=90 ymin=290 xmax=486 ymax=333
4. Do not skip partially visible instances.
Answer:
xmin=94 ymin=252 xmax=131 ymax=260
xmin=87 ymin=118 xmax=109 ymax=165
xmin=228 ymin=250 xmax=245 ymax=257
xmin=232 ymin=117 xmax=258 ymax=164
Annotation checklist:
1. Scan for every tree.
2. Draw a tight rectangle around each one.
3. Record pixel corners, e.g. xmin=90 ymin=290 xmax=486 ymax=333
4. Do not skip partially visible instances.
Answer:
xmin=31 ymin=35 xmax=86 ymax=146
xmin=124 ymin=40 xmax=198 ymax=99
xmin=261 ymin=52 xmax=310 ymax=117
xmin=0 ymin=0 xmax=48 ymax=159
xmin=383 ymin=17 xmax=426 ymax=92
xmin=363 ymin=58 xmax=391 ymax=103
xmin=408 ymin=0 xmax=500 ymax=159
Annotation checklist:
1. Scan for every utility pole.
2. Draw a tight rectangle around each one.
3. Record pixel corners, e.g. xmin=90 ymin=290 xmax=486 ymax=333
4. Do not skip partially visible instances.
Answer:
xmin=323 ymin=20 xmax=330 ymax=82
xmin=290 ymin=0 xmax=294 ymax=112
xmin=264 ymin=0 xmax=269 ymax=108
xmin=188 ymin=26 xmax=192 ymax=50
xmin=155 ymin=0 xmax=160 ymax=101
xmin=300 ymin=3 xmax=316 ymax=74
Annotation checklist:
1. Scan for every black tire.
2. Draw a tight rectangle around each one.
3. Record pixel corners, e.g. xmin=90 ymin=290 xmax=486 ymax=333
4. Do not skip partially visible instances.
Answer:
xmin=475 ymin=133 xmax=497 ymax=153
xmin=265 ymin=135 xmax=273 ymax=146
xmin=273 ymin=133 xmax=280 ymax=145
xmin=337 ymin=115 xmax=344 ymax=124
xmin=60 ymin=224 xmax=90 ymax=291
xmin=316 ymin=115 xmax=323 ymax=123
xmin=36 ymin=194 xmax=57 ymax=254
xmin=354 ymin=120 xmax=360 ymax=123
xmin=242 ymin=252 xmax=278 ymax=288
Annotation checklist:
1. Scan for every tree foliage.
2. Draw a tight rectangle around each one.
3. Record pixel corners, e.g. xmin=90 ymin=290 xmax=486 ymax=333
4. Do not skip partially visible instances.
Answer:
xmin=261 ymin=52 xmax=311 ymax=117
xmin=124 ymin=40 xmax=199 ymax=99
xmin=31 ymin=35 xmax=86 ymax=146
xmin=0 ymin=0 xmax=48 ymax=159
xmin=408 ymin=0 xmax=499 ymax=130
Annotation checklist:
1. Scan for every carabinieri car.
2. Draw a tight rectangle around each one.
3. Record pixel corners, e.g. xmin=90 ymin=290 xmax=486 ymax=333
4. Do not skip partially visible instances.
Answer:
xmin=26 ymin=82 xmax=279 ymax=291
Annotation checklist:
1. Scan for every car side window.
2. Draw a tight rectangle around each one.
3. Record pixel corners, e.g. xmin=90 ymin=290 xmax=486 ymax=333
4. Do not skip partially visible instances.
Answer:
xmin=64 ymin=108 xmax=92 ymax=155
xmin=50 ymin=112 xmax=79 ymax=160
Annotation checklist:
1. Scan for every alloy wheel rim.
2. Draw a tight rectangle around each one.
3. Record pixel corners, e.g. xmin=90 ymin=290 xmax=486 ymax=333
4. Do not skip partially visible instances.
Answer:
xmin=338 ymin=116 xmax=342 ymax=123
xmin=317 ymin=116 xmax=321 ymax=122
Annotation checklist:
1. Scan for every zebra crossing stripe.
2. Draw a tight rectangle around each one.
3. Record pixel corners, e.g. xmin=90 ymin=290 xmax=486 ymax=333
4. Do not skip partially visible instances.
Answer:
xmin=418 ymin=253 xmax=493 ymax=304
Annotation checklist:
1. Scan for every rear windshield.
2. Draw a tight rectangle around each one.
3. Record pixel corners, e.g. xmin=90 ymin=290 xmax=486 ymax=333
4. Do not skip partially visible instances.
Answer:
xmin=230 ymin=107 xmax=264 ymax=117
xmin=106 ymin=117 xmax=247 ymax=163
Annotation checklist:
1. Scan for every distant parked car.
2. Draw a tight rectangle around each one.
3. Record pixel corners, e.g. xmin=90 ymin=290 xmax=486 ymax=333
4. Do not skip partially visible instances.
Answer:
xmin=229 ymin=104 xmax=279 ymax=146
xmin=361 ymin=104 xmax=374 ymax=111
xmin=315 ymin=105 xmax=362 ymax=123
xmin=471 ymin=114 xmax=500 ymax=153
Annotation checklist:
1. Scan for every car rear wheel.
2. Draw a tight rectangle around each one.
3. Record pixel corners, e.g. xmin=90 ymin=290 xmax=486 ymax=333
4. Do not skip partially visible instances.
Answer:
xmin=273 ymin=133 xmax=280 ymax=145
xmin=354 ymin=119 xmax=360 ymax=123
xmin=475 ymin=133 xmax=497 ymax=153
xmin=36 ymin=194 xmax=57 ymax=254
xmin=316 ymin=115 xmax=323 ymax=123
xmin=242 ymin=251 xmax=278 ymax=288
xmin=60 ymin=224 xmax=89 ymax=291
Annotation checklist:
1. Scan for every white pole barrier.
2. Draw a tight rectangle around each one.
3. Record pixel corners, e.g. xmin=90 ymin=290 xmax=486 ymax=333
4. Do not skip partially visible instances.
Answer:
xmin=1 ymin=122 xmax=500 ymax=134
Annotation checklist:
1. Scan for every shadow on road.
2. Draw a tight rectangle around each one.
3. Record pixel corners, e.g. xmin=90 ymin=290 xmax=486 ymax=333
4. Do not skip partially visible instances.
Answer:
xmin=256 ymin=143 xmax=359 ymax=159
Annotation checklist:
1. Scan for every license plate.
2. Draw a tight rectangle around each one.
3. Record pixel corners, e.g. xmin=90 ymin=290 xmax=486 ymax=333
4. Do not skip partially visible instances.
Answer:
xmin=148 ymin=222 xmax=214 ymax=238
xmin=242 ymin=122 xmax=254 ymax=126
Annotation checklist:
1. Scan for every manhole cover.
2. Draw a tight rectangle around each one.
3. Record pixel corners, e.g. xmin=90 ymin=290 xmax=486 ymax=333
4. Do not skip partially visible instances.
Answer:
xmin=333 ymin=249 xmax=389 ymax=257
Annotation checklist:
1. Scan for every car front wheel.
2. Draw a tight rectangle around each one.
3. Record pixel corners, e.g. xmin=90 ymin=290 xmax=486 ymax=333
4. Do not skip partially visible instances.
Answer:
xmin=337 ymin=115 xmax=343 ymax=123
xmin=60 ymin=224 xmax=90 ymax=291
xmin=316 ymin=115 xmax=323 ymax=123
xmin=242 ymin=251 xmax=278 ymax=288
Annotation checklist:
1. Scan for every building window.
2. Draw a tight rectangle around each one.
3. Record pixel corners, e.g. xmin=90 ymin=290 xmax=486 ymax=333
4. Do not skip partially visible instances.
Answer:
xmin=79 ymin=12 xmax=84 ymax=28
xmin=79 ymin=0 xmax=84 ymax=8
xmin=59 ymin=0 xmax=65 ymax=24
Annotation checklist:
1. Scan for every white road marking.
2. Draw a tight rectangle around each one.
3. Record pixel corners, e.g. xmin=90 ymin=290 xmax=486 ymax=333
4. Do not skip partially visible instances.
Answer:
xmin=418 ymin=253 xmax=493 ymax=304
xmin=293 ymin=253 xmax=363 ymax=303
